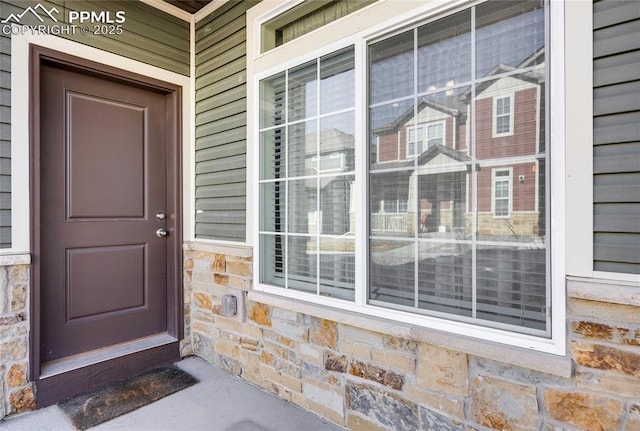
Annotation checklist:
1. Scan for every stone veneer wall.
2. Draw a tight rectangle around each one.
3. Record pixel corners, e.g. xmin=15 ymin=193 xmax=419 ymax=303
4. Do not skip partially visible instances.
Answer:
xmin=0 ymin=259 xmax=34 ymax=419
xmin=186 ymin=245 xmax=640 ymax=431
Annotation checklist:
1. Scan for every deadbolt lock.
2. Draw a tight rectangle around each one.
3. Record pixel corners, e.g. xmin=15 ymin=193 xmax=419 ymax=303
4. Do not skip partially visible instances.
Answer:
xmin=156 ymin=212 xmax=166 ymax=220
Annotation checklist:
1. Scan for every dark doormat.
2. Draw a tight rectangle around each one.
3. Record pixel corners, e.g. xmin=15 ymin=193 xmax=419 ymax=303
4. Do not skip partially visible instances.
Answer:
xmin=58 ymin=364 xmax=198 ymax=430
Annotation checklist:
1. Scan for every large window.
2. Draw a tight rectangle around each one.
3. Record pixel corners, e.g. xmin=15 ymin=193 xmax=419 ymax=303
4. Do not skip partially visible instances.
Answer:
xmin=259 ymin=47 xmax=356 ymax=300
xmin=258 ymin=0 xmax=550 ymax=339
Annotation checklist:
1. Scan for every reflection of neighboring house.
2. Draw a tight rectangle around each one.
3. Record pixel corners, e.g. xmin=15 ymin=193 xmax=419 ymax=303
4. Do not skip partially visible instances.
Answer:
xmin=300 ymin=128 xmax=354 ymax=235
xmin=371 ymin=52 xmax=545 ymax=239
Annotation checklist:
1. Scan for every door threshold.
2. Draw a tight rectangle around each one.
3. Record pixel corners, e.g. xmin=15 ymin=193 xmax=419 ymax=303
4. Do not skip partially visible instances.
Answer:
xmin=40 ymin=334 xmax=177 ymax=379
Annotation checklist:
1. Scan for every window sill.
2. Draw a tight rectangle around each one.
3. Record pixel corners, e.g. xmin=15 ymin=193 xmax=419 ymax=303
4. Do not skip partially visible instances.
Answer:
xmin=0 ymin=253 xmax=31 ymax=266
xmin=567 ymin=276 xmax=640 ymax=307
xmin=248 ymin=289 xmax=572 ymax=378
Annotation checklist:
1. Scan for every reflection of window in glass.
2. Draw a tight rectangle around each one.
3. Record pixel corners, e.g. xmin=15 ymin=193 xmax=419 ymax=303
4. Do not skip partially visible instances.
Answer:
xmin=493 ymin=168 xmax=512 ymax=217
xmin=258 ymin=46 xmax=356 ymax=301
xmin=426 ymin=121 xmax=445 ymax=147
xmin=493 ymin=94 xmax=513 ymax=137
xmin=406 ymin=126 xmax=424 ymax=157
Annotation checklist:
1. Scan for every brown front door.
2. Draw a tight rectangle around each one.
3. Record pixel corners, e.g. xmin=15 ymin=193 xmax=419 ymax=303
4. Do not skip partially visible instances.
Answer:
xmin=39 ymin=62 xmax=172 ymax=362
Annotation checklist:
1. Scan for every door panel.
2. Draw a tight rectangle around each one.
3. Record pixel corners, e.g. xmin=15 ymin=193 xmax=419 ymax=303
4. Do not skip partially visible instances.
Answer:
xmin=40 ymin=64 xmax=169 ymax=363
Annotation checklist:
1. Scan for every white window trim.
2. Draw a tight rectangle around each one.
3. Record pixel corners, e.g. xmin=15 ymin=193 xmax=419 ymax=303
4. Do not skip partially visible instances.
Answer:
xmin=247 ymin=0 xmax=567 ymax=356
xmin=491 ymin=168 xmax=513 ymax=218
xmin=492 ymin=93 xmax=514 ymax=138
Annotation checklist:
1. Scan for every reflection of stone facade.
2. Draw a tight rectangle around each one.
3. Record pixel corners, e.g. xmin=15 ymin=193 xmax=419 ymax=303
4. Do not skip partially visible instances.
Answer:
xmin=472 ymin=212 xmax=540 ymax=238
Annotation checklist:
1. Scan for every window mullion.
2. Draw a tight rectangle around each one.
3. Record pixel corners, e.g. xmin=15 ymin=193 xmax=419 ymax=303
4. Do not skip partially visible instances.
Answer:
xmin=316 ymin=57 xmax=321 ymax=296
xmin=470 ymin=5 xmax=477 ymax=320
xmin=413 ymin=27 xmax=419 ymax=310
xmin=284 ymin=68 xmax=289 ymax=290
xmin=355 ymin=38 xmax=367 ymax=308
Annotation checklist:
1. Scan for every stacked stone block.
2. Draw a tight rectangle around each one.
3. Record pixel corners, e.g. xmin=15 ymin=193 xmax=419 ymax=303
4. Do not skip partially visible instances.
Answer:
xmin=0 ymin=263 xmax=34 ymax=419
xmin=185 ymin=246 xmax=640 ymax=431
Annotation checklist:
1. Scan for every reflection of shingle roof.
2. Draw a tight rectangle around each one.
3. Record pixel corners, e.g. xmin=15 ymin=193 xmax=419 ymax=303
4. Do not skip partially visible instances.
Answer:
xmin=371 ymin=144 xmax=471 ymax=171
xmin=416 ymin=143 xmax=471 ymax=166
xmin=373 ymin=96 xmax=464 ymax=135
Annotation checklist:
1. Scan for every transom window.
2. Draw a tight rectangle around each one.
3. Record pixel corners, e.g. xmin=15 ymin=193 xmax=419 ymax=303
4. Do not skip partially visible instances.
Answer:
xmin=257 ymin=0 xmax=550 ymax=339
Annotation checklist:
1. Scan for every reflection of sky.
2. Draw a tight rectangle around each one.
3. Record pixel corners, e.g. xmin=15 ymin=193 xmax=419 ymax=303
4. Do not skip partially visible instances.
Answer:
xmin=371 ymin=7 xmax=544 ymax=105
xmin=305 ymin=71 xmax=356 ymax=136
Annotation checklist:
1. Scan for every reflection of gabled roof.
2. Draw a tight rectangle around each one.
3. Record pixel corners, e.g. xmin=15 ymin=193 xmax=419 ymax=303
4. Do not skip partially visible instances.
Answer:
xmin=373 ymin=96 xmax=463 ymax=135
xmin=372 ymin=144 xmax=471 ymax=172
xmin=414 ymin=144 xmax=472 ymax=175
xmin=417 ymin=143 xmax=471 ymax=166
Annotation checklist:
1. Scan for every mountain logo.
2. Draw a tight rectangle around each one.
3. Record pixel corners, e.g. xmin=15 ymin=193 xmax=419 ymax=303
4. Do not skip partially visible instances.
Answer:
xmin=2 ymin=3 xmax=59 ymax=24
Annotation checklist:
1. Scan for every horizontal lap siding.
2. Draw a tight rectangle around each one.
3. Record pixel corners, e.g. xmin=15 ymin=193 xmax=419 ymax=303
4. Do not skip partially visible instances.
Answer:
xmin=0 ymin=0 xmax=189 ymax=249
xmin=194 ymin=1 xmax=259 ymax=242
xmin=593 ymin=0 xmax=640 ymax=274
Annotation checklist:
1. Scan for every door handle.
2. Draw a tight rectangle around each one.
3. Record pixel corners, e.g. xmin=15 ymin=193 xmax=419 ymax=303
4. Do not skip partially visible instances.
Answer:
xmin=156 ymin=228 xmax=168 ymax=238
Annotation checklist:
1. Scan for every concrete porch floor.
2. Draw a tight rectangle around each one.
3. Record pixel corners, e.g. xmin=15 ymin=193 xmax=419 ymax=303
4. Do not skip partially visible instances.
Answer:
xmin=0 ymin=357 xmax=343 ymax=431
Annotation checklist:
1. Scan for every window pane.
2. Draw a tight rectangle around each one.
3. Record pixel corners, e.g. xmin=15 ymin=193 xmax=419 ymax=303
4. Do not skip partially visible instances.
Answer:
xmin=289 ymin=120 xmax=316 ymax=178
xmin=370 ymin=240 xmax=415 ymax=307
xmin=476 ymin=245 xmax=546 ymax=330
xmin=289 ymin=60 xmax=317 ymax=122
xmin=320 ymin=47 xmax=355 ymax=114
xmin=370 ymin=172 xmax=413 ymax=238
xmin=288 ymin=179 xmax=316 ymax=234
xmin=260 ymin=234 xmax=286 ymax=287
xmin=366 ymin=1 xmax=548 ymax=335
xmin=369 ymin=30 xmax=414 ymax=105
xmin=288 ymin=235 xmax=317 ymax=294
xmin=475 ymin=0 xmax=545 ymax=79
xmin=260 ymin=182 xmax=286 ymax=232
xmin=320 ymin=175 xmax=355 ymax=235
xmin=260 ymin=72 xmax=286 ymax=129
xmin=260 ymin=128 xmax=286 ymax=180
xmin=418 ymin=10 xmax=471 ymax=93
xmin=319 ymin=238 xmax=355 ymax=300
xmin=418 ymin=242 xmax=472 ymax=316
xmin=370 ymin=100 xmax=414 ymax=167
xmin=320 ymin=112 xmax=355 ymax=172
